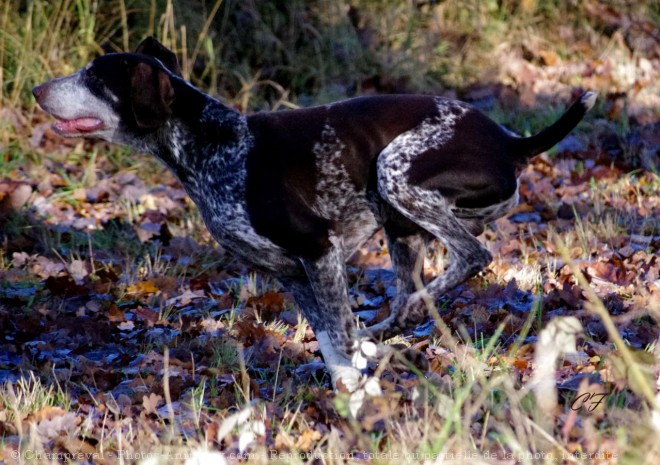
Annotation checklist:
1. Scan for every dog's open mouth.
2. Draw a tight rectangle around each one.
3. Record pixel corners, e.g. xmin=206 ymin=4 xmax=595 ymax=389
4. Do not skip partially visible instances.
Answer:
xmin=53 ymin=117 xmax=104 ymax=136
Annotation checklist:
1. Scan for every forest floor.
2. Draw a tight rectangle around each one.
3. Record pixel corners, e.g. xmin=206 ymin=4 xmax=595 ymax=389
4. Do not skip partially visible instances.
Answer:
xmin=1 ymin=2 xmax=659 ymax=464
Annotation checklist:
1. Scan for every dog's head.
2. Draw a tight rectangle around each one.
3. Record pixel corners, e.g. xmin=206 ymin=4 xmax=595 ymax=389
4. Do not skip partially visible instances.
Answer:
xmin=33 ymin=37 xmax=185 ymax=146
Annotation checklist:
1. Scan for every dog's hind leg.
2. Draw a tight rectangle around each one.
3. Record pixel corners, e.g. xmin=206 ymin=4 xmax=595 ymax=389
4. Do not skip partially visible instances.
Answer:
xmin=404 ymin=205 xmax=491 ymax=322
xmin=371 ymin=199 xmax=491 ymax=339
xmin=358 ymin=227 xmax=426 ymax=341
xmin=368 ymin=149 xmax=493 ymax=340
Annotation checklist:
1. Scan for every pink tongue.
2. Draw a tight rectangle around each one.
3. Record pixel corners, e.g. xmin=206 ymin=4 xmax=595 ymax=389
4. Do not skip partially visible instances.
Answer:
xmin=54 ymin=117 xmax=103 ymax=133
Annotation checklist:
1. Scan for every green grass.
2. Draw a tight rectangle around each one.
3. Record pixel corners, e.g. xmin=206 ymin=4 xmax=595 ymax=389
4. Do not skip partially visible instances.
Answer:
xmin=0 ymin=372 xmax=71 ymax=425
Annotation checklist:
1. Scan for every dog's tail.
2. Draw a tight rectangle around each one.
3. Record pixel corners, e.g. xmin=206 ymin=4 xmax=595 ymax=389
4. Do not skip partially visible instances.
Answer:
xmin=509 ymin=91 xmax=597 ymax=161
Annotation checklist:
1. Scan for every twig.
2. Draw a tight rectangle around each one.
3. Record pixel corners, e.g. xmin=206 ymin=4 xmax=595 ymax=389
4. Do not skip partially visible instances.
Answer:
xmin=163 ymin=346 xmax=176 ymax=438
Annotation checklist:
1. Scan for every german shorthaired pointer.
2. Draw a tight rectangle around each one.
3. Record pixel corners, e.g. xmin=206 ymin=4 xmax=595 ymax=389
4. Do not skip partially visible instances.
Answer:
xmin=33 ymin=37 xmax=596 ymax=391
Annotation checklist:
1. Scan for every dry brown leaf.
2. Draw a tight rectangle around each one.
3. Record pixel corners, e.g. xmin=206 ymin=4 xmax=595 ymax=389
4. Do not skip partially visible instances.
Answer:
xmin=126 ymin=280 xmax=159 ymax=295
xmin=142 ymin=392 xmax=163 ymax=415
xmin=107 ymin=304 xmax=125 ymax=322
xmin=35 ymin=411 xmax=79 ymax=441
xmin=295 ymin=429 xmax=322 ymax=451
xmin=54 ymin=436 xmax=97 ymax=456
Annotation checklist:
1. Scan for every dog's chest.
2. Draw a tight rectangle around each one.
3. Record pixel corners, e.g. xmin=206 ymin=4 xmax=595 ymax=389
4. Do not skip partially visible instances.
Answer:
xmin=186 ymin=163 xmax=300 ymax=274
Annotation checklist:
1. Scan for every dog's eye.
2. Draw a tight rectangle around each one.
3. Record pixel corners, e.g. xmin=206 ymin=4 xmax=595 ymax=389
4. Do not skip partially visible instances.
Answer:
xmin=82 ymin=71 xmax=104 ymax=93
xmin=82 ymin=70 xmax=121 ymax=106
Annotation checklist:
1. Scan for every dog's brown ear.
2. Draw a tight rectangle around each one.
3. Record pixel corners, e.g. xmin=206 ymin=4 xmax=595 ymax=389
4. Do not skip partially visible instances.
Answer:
xmin=130 ymin=62 xmax=175 ymax=129
xmin=134 ymin=36 xmax=182 ymax=77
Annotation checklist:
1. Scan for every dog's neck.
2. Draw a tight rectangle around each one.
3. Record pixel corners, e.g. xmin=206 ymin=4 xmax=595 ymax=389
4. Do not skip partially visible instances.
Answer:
xmin=145 ymin=85 xmax=252 ymax=185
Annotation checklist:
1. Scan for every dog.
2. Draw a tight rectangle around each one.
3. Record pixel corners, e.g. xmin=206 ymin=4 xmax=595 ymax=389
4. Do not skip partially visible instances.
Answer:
xmin=33 ymin=37 xmax=596 ymax=392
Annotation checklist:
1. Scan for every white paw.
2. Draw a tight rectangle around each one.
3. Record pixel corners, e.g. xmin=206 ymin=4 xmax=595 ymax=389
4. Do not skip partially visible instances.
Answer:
xmin=351 ymin=339 xmax=377 ymax=369
xmin=332 ymin=340 xmax=378 ymax=392
xmin=348 ymin=377 xmax=383 ymax=417
xmin=332 ymin=365 xmax=362 ymax=393
xmin=316 ymin=332 xmax=381 ymax=393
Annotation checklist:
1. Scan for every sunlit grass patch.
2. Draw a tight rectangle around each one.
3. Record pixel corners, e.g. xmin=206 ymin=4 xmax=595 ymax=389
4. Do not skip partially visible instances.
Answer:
xmin=0 ymin=372 xmax=71 ymax=429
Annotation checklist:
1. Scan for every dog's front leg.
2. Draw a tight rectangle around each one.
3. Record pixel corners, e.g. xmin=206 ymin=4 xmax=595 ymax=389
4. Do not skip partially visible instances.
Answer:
xmin=285 ymin=236 xmax=366 ymax=392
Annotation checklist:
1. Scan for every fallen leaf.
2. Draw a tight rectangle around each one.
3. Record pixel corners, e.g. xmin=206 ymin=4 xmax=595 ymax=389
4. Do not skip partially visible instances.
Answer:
xmin=67 ymin=259 xmax=88 ymax=284
xmin=36 ymin=411 xmax=79 ymax=441
xmin=295 ymin=429 xmax=322 ymax=451
xmin=126 ymin=280 xmax=159 ymax=295
xmin=142 ymin=392 xmax=163 ymax=415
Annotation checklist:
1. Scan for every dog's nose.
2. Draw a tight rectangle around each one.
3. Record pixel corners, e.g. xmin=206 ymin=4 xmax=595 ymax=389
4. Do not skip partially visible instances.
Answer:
xmin=32 ymin=84 xmax=46 ymax=101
